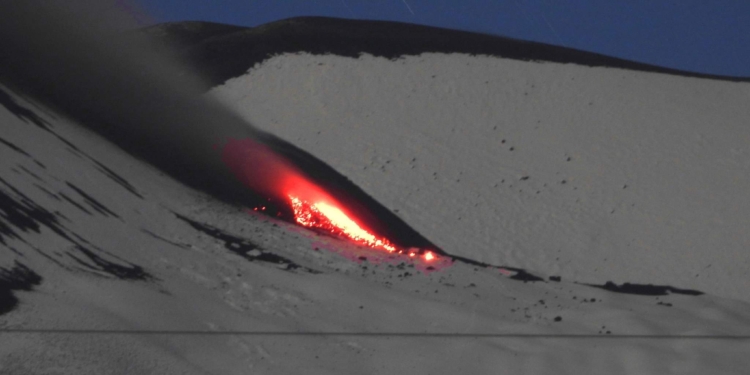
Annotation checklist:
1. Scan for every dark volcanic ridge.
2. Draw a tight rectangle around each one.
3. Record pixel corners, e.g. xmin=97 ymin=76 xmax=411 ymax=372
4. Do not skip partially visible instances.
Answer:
xmin=140 ymin=17 xmax=750 ymax=89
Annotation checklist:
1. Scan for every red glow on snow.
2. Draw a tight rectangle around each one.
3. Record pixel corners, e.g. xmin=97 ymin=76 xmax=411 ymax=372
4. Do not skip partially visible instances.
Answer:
xmin=222 ymin=137 xmax=442 ymax=264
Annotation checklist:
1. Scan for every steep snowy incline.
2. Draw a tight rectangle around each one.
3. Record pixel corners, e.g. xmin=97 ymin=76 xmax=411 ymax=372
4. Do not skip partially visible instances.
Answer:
xmin=2 ymin=10 xmax=750 ymax=372
xmin=3 ymin=71 xmax=749 ymax=374
xmin=211 ymin=52 xmax=750 ymax=302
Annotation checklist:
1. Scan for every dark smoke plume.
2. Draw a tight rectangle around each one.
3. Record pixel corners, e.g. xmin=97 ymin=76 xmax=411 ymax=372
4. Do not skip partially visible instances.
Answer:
xmin=0 ymin=0 xmax=272 ymax=206
xmin=0 ymin=1 xmax=441 ymax=251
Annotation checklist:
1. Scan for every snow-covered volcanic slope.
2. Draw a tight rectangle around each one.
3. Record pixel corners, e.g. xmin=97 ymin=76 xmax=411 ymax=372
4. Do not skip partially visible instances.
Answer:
xmin=2 ymin=14 xmax=750 ymax=374
xmin=185 ymin=17 xmax=750 ymax=302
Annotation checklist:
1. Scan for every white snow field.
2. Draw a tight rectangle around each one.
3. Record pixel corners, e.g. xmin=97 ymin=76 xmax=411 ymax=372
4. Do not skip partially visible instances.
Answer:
xmin=2 ymin=83 xmax=749 ymax=373
xmin=2 ymin=16 xmax=750 ymax=375
xmin=213 ymin=52 xmax=750 ymax=303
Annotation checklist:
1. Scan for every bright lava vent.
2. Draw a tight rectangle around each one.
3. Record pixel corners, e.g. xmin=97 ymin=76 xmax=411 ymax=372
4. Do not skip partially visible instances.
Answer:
xmin=221 ymin=137 xmax=437 ymax=263
xmin=288 ymin=194 xmax=435 ymax=262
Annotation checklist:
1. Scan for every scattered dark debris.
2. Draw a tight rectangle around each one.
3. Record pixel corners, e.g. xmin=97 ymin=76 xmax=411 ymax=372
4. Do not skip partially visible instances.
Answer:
xmin=65 ymin=182 xmax=120 ymax=219
xmin=586 ymin=281 xmax=704 ymax=296
xmin=554 ymin=316 xmax=562 ymax=322
xmin=0 ymin=261 xmax=42 ymax=316
xmin=174 ymin=213 xmax=319 ymax=273
xmin=549 ymin=276 xmax=561 ymax=282
xmin=657 ymin=301 xmax=673 ymax=307
xmin=520 ymin=176 xmax=529 ymax=181
xmin=561 ymin=180 xmax=567 ymax=184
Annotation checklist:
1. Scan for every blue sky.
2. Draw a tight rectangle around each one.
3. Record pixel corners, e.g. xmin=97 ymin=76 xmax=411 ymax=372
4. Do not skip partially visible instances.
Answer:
xmin=131 ymin=0 xmax=750 ymax=78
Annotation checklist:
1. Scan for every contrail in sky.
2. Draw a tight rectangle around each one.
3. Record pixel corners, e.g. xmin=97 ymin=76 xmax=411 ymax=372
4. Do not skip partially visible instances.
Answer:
xmin=401 ymin=0 xmax=415 ymax=15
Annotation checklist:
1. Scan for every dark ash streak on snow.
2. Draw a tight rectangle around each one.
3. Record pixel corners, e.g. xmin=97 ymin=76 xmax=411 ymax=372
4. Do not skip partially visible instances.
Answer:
xmin=65 ymin=182 xmax=121 ymax=219
xmin=0 ymin=136 xmax=32 ymax=158
xmin=0 ymin=261 xmax=42 ymax=316
xmin=65 ymin=245 xmax=152 ymax=281
xmin=0 ymin=177 xmax=153 ymax=281
xmin=0 ymin=87 xmax=51 ymax=131
xmin=586 ymin=281 xmax=704 ymax=296
xmin=449 ymin=254 xmax=545 ymax=283
xmin=141 ymin=229 xmax=190 ymax=250
xmin=90 ymin=160 xmax=144 ymax=200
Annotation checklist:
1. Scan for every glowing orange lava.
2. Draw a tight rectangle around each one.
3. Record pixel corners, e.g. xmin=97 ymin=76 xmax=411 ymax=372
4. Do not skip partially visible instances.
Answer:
xmin=289 ymin=195 xmax=397 ymax=252
xmin=287 ymin=194 xmax=439 ymax=264
xmin=287 ymin=194 xmax=440 ymax=264
xmin=222 ymin=138 xmax=438 ymax=263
